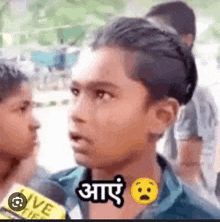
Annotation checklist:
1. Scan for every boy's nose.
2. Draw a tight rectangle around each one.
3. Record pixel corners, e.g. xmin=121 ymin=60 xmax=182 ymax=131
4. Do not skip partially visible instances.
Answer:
xmin=68 ymin=97 xmax=92 ymax=124
xmin=32 ymin=117 xmax=41 ymax=130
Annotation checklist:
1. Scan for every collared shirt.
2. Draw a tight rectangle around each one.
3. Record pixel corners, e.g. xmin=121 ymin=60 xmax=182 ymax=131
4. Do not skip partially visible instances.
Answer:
xmin=50 ymin=155 xmax=220 ymax=219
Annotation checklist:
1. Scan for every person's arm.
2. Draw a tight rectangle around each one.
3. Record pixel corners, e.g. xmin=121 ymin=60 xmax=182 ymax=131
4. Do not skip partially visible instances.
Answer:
xmin=215 ymin=123 xmax=220 ymax=173
xmin=176 ymin=136 xmax=203 ymax=183
xmin=174 ymin=100 xmax=203 ymax=184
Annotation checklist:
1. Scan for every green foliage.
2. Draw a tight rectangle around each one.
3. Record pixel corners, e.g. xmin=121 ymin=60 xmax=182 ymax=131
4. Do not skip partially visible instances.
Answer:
xmin=61 ymin=99 xmax=69 ymax=105
xmin=35 ymin=102 xmax=44 ymax=108
xmin=24 ymin=0 xmax=127 ymax=46
xmin=4 ymin=0 xmax=220 ymax=47
xmin=38 ymin=30 xmax=57 ymax=46
xmin=184 ymin=0 xmax=216 ymax=9
xmin=48 ymin=101 xmax=57 ymax=106
xmin=130 ymin=0 xmax=163 ymax=9
xmin=0 ymin=0 xmax=127 ymax=47
xmin=19 ymin=34 xmax=28 ymax=45
xmin=61 ymin=26 xmax=86 ymax=45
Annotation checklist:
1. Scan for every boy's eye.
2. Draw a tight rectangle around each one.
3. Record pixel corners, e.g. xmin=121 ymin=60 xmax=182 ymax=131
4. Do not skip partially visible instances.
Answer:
xmin=19 ymin=106 xmax=27 ymax=112
xmin=71 ymin=87 xmax=79 ymax=96
xmin=96 ymin=90 xmax=113 ymax=100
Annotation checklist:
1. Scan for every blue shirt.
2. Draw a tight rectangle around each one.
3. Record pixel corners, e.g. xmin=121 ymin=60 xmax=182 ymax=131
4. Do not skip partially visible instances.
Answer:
xmin=50 ymin=155 xmax=220 ymax=219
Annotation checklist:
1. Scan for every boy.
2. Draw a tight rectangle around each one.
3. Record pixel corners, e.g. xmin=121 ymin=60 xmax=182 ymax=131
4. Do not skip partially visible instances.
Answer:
xmin=50 ymin=17 xmax=220 ymax=219
xmin=0 ymin=62 xmax=40 ymax=199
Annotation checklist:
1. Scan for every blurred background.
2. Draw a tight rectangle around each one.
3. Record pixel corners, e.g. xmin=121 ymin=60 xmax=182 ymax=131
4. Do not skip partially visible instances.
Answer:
xmin=1 ymin=0 xmax=220 ymax=173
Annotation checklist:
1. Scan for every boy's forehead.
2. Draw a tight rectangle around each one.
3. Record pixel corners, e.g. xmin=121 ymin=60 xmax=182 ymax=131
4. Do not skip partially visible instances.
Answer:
xmin=71 ymin=48 xmax=99 ymax=77
xmin=71 ymin=47 xmax=137 ymax=83
xmin=75 ymin=47 xmax=94 ymax=67
xmin=72 ymin=47 xmax=127 ymax=81
xmin=1 ymin=82 xmax=32 ymax=105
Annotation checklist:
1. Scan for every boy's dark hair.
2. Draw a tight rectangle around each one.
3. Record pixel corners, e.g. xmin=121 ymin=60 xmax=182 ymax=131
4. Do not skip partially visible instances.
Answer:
xmin=0 ymin=62 xmax=29 ymax=102
xmin=90 ymin=17 xmax=197 ymax=105
xmin=146 ymin=1 xmax=196 ymax=39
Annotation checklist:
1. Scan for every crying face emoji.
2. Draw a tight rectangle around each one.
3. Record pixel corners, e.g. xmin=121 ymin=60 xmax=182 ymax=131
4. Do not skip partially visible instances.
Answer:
xmin=131 ymin=178 xmax=158 ymax=204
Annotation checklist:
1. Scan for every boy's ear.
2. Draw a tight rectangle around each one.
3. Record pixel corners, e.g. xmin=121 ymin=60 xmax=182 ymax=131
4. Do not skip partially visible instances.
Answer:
xmin=146 ymin=98 xmax=180 ymax=135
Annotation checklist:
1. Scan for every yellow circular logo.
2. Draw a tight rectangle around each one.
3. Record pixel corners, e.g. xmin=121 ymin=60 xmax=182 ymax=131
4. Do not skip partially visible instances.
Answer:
xmin=131 ymin=178 xmax=158 ymax=204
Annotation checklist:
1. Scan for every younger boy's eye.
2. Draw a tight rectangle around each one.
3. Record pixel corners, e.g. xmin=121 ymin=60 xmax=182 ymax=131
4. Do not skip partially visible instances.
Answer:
xmin=71 ymin=87 xmax=79 ymax=96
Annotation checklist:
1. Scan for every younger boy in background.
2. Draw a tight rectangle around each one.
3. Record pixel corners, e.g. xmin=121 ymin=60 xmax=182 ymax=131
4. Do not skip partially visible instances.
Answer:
xmin=0 ymin=62 xmax=40 ymax=199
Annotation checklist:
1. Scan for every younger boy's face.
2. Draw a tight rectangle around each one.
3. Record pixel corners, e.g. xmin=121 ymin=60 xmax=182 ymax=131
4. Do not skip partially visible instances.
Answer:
xmin=69 ymin=47 xmax=156 ymax=169
xmin=0 ymin=82 xmax=40 ymax=160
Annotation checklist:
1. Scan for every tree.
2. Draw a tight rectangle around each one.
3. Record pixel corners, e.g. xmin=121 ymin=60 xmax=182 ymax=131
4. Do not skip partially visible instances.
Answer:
xmin=0 ymin=0 xmax=12 ymax=47
xmin=26 ymin=0 xmax=126 ymax=46
xmin=0 ymin=0 xmax=126 ymax=47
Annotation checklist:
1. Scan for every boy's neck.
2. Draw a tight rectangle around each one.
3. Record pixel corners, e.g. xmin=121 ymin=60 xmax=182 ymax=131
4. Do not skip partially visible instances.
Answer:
xmin=0 ymin=157 xmax=12 ymax=182
xmin=91 ymin=144 xmax=161 ymax=189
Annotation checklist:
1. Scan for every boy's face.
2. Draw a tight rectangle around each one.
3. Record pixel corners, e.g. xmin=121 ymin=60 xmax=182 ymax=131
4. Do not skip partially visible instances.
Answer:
xmin=69 ymin=47 xmax=157 ymax=169
xmin=0 ymin=82 xmax=40 ymax=160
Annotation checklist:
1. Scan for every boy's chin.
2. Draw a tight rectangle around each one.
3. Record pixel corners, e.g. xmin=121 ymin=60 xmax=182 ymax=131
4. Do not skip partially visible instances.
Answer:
xmin=16 ymin=144 xmax=37 ymax=160
xmin=75 ymin=156 xmax=114 ymax=170
xmin=75 ymin=157 xmax=93 ymax=168
xmin=74 ymin=152 xmax=125 ymax=169
xmin=75 ymin=155 xmax=102 ymax=169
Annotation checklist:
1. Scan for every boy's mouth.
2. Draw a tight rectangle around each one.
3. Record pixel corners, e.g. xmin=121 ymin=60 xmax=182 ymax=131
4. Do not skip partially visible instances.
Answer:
xmin=32 ymin=135 xmax=39 ymax=145
xmin=69 ymin=131 xmax=93 ymax=152
xmin=71 ymin=135 xmax=83 ymax=141
xmin=69 ymin=132 xmax=92 ymax=143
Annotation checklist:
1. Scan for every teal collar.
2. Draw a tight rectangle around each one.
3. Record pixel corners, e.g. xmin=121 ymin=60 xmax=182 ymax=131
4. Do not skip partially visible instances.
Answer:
xmin=57 ymin=155 xmax=183 ymax=219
